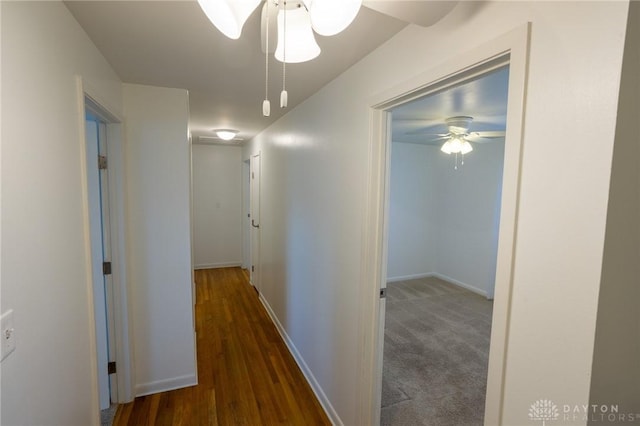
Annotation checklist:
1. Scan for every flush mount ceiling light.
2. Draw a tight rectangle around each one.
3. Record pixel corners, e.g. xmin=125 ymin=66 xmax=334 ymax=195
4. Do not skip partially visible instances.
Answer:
xmin=214 ymin=129 xmax=239 ymax=140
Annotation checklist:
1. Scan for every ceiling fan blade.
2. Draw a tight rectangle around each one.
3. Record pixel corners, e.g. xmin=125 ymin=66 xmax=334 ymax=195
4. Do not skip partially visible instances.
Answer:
xmin=404 ymin=129 xmax=449 ymax=136
xmin=420 ymin=139 xmax=446 ymax=146
xmin=362 ymin=1 xmax=458 ymax=27
xmin=396 ymin=138 xmax=446 ymax=146
xmin=465 ymin=136 xmax=498 ymax=144
xmin=468 ymin=131 xmax=506 ymax=139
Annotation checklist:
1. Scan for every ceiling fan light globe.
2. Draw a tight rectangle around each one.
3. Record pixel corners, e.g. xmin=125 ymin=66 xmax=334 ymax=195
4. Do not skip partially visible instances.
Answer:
xmin=461 ymin=140 xmax=473 ymax=155
xmin=448 ymin=137 xmax=463 ymax=153
xmin=306 ymin=0 xmax=362 ymax=36
xmin=275 ymin=6 xmax=321 ymax=63
xmin=197 ymin=0 xmax=261 ymax=39
xmin=440 ymin=141 xmax=453 ymax=154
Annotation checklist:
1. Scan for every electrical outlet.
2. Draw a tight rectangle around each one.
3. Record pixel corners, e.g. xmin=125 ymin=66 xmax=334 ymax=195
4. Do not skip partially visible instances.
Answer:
xmin=1 ymin=310 xmax=16 ymax=362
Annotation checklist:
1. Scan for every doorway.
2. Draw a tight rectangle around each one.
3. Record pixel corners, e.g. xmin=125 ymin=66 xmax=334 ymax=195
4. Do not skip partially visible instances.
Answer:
xmin=80 ymin=84 xmax=134 ymax=417
xmin=360 ymin=25 xmax=531 ymax=426
xmin=250 ymin=152 xmax=261 ymax=291
xmin=85 ymin=108 xmax=117 ymax=411
xmin=242 ymin=159 xmax=251 ymax=271
xmin=381 ymin=66 xmax=509 ymax=425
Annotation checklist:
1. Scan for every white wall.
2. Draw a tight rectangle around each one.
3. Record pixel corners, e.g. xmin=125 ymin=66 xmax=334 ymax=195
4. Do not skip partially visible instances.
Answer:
xmin=123 ymin=84 xmax=197 ymax=396
xmin=244 ymin=2 xmax=629 ymax=424
xmin=433 ymin=141 xmax=505 ymax=297
xmin=1 ymin=2 xmax=123 ymax=424
xmin=589 ymin=1 xmax=640 ymax=417
xmin=192 ymin=144 xmax=243 ymax=269
xmin=386 ymin=142 xmax=437 ymax=280
xmin=387 ymin=141 xmax=504 ymax=298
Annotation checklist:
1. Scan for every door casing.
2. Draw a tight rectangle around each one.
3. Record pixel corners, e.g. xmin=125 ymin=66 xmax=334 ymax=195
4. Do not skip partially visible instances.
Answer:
xmin=250 ymin=152 xmax=262 ymax=291
xmin=358 ymin=24 xmax=532 ymax=425
xmin=77 ymin=77 xmax=135 ymax=415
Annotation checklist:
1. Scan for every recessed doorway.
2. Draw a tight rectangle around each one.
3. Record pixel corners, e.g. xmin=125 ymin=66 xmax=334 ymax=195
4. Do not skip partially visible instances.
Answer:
xmin=360 ymin=24 xmax=531 ymax=426
xmin=381 ymin=66 xmax=509 ymax=425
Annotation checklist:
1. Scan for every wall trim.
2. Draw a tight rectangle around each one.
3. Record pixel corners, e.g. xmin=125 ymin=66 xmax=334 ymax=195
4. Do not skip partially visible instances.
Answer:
xmin=76 ymin=76 xmax=135 ymax=406
xmin=135 ymin=374 xmax=197 ymax=397
xmin=194 ymin=262 xmax=243 ymax=270
xmin=258 ymin=294 xmax=343 ymax=426
xmin=387 ymin=272 xmax=489 ymax=298
xmin=430 ymin=273 xmax=489 ymax=299
xmin=386 ymin=272 xmax=432 ymax=283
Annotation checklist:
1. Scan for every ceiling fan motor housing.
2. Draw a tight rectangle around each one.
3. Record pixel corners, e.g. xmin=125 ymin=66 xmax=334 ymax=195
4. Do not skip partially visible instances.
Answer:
xmin=445 ymin=116 xmax=473 ymax=135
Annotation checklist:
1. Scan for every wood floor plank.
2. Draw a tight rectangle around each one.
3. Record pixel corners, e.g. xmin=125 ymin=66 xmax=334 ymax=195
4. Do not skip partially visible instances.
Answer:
xmin=113 ymin=267 xmax=330 ymax=425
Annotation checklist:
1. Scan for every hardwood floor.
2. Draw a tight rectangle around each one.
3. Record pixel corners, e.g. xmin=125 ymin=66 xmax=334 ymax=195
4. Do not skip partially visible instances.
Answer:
xmin=113 ymin=267 xmax=331 ymax=425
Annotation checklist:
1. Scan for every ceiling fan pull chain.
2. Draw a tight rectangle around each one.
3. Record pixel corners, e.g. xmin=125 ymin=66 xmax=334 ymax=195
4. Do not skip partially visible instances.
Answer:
xmin=280 ymin=1 xmax=288 ymax=108
xmin=454 ymin=153 xmax=458 ymax=170
xmin=263 ymin=0 xmax=271 ymax=117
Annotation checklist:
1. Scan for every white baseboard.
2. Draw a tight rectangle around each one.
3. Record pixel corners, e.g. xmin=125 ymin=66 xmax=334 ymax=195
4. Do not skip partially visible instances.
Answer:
xmin=430 ymin=272 xmax=489 ymax=298
xmin=258 ymin=294 xmax=343 ymax=426
xmin=387 ymin=272 xmax=489 ymax=299
xmin=135 ymin=373 xmax=197 ymax=397
xmin=386 ymin=272 xmax=432 ymax=283
xmin=194 ymin=261 xmax=242 ymax=270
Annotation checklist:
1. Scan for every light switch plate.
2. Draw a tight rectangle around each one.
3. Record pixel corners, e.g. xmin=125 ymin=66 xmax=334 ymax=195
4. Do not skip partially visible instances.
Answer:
xmin=1 ymin=310 xmax=16 ymax=362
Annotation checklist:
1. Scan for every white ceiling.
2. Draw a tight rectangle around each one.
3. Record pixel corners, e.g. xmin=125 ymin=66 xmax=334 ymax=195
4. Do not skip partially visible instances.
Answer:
xmin=392 ymin=66 xmax=510 ymax=145
xmin=65 ymin=1 xmax=413 ymax=141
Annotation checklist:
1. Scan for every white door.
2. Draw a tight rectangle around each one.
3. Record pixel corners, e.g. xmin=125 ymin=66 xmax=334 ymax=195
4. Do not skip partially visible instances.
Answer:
xmin=85 ymin=118 xmax=117 ymax=409
xmin=250 ymin=153 xmax=261 ymax=291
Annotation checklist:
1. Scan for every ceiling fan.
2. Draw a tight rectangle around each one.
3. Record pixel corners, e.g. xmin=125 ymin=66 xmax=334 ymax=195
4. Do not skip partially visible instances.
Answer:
xmin=406 ymin=116 xmax=505 ymax=169
xmin=197 ymin=0 xmax=458 ymax=116
xmin=408 ymin=116 xmax=506 ymax=152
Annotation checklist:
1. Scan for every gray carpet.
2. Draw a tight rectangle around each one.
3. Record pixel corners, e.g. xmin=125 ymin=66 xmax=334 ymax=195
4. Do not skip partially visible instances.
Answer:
xmin=381 ymin=276 xmax=493 ymax=426
xmin=100 ymin=404 xmax=117 ymax=426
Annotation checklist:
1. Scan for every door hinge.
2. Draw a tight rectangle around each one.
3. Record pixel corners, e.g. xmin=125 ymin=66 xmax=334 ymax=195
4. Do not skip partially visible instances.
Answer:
xmin=98 ymin=155 xmax=108 ymax=170
xmin=380 ymin=288 xmax=387 ymax=299
xmin=108 ymin=361 xmax=116 ymax=375
xmin=251 ymin=265 xmax=255 ymax=272
xmin=103 ymin=261 xmax=112 ymax=275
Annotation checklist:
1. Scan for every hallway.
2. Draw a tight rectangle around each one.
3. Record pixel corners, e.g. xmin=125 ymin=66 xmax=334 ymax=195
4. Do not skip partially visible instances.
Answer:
xmin=113 ymin=268 xmax=330 ymax=425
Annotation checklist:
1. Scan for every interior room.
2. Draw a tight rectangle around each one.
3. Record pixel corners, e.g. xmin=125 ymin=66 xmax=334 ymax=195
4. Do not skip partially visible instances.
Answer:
xmin=381 ymin=67 xmax=508 ymax=425
xmin=1 ymin=1 xmax=638 ymax=425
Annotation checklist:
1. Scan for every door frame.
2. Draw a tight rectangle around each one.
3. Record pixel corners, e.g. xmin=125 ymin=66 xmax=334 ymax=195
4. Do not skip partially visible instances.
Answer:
xmin=358 ymin=24 xmax=531 ymax=425
xmin=249 ymin=152 xmax=262 ymax=291
xmin=84 ymin=117 xmax=115 ymax=409
xmin=76 ymin=77 xmax=135 ymax=409
xmin=242 ymin=159 xmax=251 ymax=270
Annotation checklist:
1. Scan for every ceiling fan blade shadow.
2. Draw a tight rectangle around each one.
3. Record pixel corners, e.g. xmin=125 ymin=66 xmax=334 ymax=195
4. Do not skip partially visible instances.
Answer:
xmin=362 ymin=1 xmax=458 ymax=27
